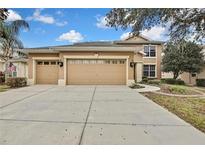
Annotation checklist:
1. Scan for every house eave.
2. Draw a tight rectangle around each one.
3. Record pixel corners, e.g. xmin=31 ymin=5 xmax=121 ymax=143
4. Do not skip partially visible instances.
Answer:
xmin=20 ymin=46 xmax=145 ymax=55
xmin=114 ymin=41 xmax=164 ymax=45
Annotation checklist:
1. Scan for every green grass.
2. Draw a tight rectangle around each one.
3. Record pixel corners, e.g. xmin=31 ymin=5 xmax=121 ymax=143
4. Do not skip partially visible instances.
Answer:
xmin=168 ymin=85 xmax=188 ymax=94
xmin=160 ymin=84 xmax=200 ymax=95
xmin=142 ymin=92 xmax=205 ymax=133
xmin=0 ymin=85 xmax=10 ymax=92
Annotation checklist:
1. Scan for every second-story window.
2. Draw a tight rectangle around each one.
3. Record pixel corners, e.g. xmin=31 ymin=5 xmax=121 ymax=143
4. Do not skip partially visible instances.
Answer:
xmin=144 ymin=45 xmax=156 ymax=57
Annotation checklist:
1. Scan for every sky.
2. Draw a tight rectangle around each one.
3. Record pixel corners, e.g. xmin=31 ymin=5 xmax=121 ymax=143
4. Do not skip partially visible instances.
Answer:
xmin=7 ymin=8 xmax=168 ymax=48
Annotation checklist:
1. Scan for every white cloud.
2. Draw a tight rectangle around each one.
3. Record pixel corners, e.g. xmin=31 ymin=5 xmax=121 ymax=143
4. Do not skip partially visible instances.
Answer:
xmin=120 ymin=32 xmax=132 ymax=40
xmin=96 ymin=16 xmax=109 ymax=29
xmin=27 ymin=9 xmax=55 ymax=24
xmin=120 ymin=25 xmax=169 ymax=41
xmin=141 ymin=26 xmax=168 ymax=41
xmin=6 ymin=9 xmax=22 ymax=22
xmin=57 ymin=30 xmax=84 ymax=43
xmin=27 ymin=9 xmax=68 ymax=26
xmin=56 ymin=21 xmax=68 ymax=27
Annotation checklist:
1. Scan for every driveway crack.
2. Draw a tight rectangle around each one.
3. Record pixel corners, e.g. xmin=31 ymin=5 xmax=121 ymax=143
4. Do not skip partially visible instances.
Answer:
xmin=0 ymin=87 xmax=54 ymax=109
xmin=78 ymin=86 xmax=96 ymax=145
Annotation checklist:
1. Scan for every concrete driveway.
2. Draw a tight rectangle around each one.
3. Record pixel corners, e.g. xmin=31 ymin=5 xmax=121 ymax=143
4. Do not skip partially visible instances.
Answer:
xmin=0 ymin=85 xmax=205 ymax=144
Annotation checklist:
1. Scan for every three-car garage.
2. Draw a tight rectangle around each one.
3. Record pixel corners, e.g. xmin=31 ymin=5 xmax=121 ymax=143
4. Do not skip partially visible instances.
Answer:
xmin=35 ymin=59 xmax=127 ymax=85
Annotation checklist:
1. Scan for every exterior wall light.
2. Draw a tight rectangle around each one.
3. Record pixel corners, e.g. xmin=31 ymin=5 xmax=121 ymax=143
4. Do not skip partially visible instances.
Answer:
xmin=58 ymin=61 xmax=64 ymax=67
xmin=130 ymin=62 xmax=135 ymax=67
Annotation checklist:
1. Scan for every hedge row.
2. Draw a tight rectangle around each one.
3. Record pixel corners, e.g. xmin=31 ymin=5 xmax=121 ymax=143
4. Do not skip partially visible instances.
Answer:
xmin=196 ymin=79 xmax=205 ymax=87
xmin=160 ymin=78 xmax=185 ymax=85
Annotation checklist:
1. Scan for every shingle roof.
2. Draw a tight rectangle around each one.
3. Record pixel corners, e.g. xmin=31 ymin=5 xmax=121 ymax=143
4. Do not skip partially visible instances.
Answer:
xmin=20 ymin=36 xmax=164 ymax=54
xmin=23 ymin=39 xmax=164 ymax=50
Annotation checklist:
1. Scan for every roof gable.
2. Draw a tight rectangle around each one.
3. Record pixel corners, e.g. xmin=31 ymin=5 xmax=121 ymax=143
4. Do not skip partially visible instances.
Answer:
xmin=125 ymin=34 xmax=151 ymax=42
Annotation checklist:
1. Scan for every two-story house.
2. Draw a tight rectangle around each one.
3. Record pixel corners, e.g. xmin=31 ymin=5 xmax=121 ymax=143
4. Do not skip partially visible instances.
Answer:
xmin=21 ymin=35 xmax=163 ymax=85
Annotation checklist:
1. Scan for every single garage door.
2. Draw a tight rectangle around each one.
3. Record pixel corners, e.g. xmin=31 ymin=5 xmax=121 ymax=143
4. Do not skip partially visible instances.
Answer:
xmin=67 ymin=59 xmax=126 ymax=85
xmin=36 ymin=61 xmax=59 ymax=84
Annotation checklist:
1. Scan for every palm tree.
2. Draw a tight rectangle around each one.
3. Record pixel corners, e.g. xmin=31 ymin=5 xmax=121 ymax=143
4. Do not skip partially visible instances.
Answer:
xmin=0 ymin=20 xmax=29 ymax=61
xmin=0 ymin=8 xmax=8 ymax=21
xmin=0 ymin=20 xmax=29 ymax=78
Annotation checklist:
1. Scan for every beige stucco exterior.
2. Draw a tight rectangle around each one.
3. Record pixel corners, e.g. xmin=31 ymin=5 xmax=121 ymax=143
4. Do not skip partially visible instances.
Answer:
xmin=26 ymin=36 xmax=163 ymax=86
xmin=126 ymin=37 xmax=162 ymax=79
xmin=28 ymin=51 xmax=144 ymax=85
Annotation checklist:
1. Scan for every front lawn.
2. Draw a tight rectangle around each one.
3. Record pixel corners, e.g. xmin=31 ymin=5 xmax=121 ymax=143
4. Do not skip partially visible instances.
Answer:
xmin=142 ymin=92 xmax=205 ymax=133
xmin=159 ymin=84 xmax=201 ymax=95
xmin=195 ymin=87 xmax=205 ymax=93
xmin=0 ymin=85 xmax=10 ymax=92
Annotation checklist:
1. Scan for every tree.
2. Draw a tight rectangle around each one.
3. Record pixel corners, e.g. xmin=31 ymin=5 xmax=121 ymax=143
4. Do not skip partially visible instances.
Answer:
xmin=182 ymin=41 xmax=205 ymax=82
xmin=0 ymin=8 xmax=9 ymax=38
xmin=106 ymin=8 xmax=205 ymax=41
xmin=162 ymin=40 xmax=204 ymax=79
xmin=0 ymin=8 xmax=8 ymax=21
xmin=0 ymin=20 xmax=29 ymax=61
xmin=162 ymin=42 xmax=184 ymax=79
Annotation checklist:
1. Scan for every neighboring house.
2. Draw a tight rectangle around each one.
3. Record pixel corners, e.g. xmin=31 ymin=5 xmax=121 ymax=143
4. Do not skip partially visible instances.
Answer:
xmin=161 ymin=46 xmax=205 ymax=85
xmin=180 ymin=46 xmax=205 ymax=85
xmin=161 ymin=72 xmax=174 ymax=79
xmin=0 ymin=58 xmax=28 ymax=78
xmin=21 ymin=35 xmax=163 ymax=85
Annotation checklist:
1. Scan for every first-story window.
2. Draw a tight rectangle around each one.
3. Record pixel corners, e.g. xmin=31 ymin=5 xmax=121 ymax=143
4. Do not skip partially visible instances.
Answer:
xmin=143 ymin=65 xmax=156 ymax=77
xmin=12 ymin=71 xmax=17 ymax=77
xmin=191 ymin=73 xmax=197 ymax=77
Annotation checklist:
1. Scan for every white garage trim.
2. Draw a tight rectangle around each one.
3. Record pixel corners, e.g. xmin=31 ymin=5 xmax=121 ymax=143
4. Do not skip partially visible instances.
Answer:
xmin=62 ymin=55 xmax=129 ymax=86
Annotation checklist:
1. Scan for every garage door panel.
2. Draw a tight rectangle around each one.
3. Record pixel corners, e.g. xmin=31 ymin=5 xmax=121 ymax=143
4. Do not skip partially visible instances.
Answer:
xmin=67 ymin=64 xmax=97 ymax=85
xmin=95 ymin=64 xmax=126 ymax=85
xmin=36 ymin=61 xmax=59 ymax=84
xmin=67 ymin=60 xmax=126 ymax=85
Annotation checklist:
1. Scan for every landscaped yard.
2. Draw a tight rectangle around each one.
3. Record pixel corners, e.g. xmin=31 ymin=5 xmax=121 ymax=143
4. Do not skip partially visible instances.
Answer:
xmin=195 ymin=87 xmax=205 ymax=93
xmin=159 ymin=84 xmax=202 ymax=95
xmin=0 ymin=85 xmax=10 ymax=92
xmin=142 ymin=92 xmax=205 ymax=133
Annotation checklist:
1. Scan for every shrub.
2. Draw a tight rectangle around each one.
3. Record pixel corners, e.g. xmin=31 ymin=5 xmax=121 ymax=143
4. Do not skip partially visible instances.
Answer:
xmin=129 ymin=83 xmax=145 ymax=89
xmin=163 ymin=78 xmax=176 ymax=84
xmin=0 ymin=71 xmax=5 ymax=84
xmin=161 ymin=78 xmax=185 ymax=85
xmin=147 ymin=79 xmax=161 ymax=85
xmin=175 ymin=79 xmax=185 ymax=85
xmin=6 ymin=77 xmax=27 ymax=88
xmin=196 ymin=79 xmax=205 ymax=87
xmin=160 ymin=78 xmax=166 ymax=83
xmin=142 ymin=76 xmax=148 ymax=83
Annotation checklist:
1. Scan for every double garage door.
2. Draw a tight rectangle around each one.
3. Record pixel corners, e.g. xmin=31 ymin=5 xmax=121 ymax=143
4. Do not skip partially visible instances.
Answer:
xmin=67 ymin=59 xmax=126 ymax=85
xmin=36 ymin=59 xmax=126 ymax=85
